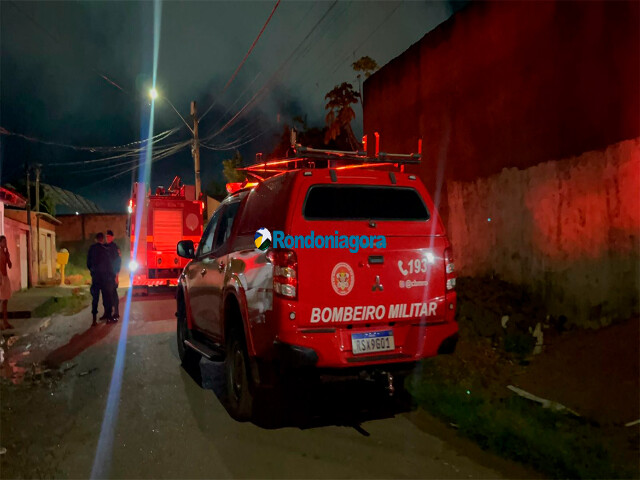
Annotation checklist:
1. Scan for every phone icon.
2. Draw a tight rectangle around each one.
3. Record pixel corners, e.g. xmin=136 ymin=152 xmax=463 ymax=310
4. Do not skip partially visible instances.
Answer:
xmin=398 ymin=260 xmax=408 ymax=276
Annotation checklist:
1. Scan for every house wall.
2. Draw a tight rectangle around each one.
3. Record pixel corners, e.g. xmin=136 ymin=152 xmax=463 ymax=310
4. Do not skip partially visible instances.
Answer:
xmin=4 ymin=210 xmax=58 ymax=284
xmin=2 ymin=217 xmax=29 ymax=292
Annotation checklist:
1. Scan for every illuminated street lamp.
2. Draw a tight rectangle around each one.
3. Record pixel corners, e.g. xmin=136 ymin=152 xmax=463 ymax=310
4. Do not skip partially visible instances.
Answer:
xmin=146 ymin=88 xmax=200 ymax=199
xmin=148 ymin=88 xmax=192 ymax=134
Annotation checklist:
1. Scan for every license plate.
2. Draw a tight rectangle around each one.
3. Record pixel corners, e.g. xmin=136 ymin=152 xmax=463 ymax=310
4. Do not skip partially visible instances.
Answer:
xmin=351 ymin=330 xmax=395 ymax=355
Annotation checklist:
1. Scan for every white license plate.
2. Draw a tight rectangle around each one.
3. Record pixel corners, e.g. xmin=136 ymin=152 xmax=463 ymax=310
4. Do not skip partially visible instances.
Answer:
xmin=351 ymin=330 xmax=395 ymax=355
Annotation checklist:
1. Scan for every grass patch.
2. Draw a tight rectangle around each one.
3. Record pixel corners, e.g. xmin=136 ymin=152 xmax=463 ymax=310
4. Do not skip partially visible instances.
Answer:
xmin=33 ymin=291 xmax=90 ymax=318
xmin=408 ymin=373 xmax=632 ymax=479
xmin=63 ymin=262 xmax=91 ymax=285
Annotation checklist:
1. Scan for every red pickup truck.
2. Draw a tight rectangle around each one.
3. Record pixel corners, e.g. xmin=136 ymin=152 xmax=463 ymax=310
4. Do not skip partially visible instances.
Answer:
xmin=176 ymin=149 xmax=458 ymax=420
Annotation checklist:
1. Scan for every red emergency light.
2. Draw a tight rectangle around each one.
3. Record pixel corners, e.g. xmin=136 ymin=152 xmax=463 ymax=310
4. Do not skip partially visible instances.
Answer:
xmin=226 ymin=181 xmax=259 ymax=194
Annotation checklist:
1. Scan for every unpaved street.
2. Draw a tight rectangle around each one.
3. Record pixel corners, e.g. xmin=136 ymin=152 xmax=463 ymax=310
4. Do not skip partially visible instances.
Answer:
xmin=1 ymin=293 xmax=532 ymax=479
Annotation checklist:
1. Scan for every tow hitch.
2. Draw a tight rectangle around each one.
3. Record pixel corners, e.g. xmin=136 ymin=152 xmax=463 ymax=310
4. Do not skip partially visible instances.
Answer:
xmin=362 ymin=370 xmax=396 ymax=396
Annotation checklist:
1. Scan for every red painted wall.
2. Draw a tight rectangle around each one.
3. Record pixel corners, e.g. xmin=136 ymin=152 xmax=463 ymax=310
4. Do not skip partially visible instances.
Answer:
xmin=363 ymin=0 xmax=640 ymax=217
xmin=362 ymin=0 xmax=640 ymax=325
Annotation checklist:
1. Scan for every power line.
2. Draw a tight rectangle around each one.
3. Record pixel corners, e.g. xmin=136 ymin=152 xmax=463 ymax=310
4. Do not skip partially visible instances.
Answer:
xmin=199 ymin=0 xmax=282 ymax=122
xmin=60 ymin=141 xmax=192 ymax=174
xmin=0 ymin=126 xmax=180 ymax=156
xmin=201 ymin=130 xmax=268 ymax=152
xmin=74 ymin=140 xmax=192 ymax=190
xmin=330 ymin=2 xmax=403 ymax=75
xmin=200 ymin=1 xmax=339 ymax=144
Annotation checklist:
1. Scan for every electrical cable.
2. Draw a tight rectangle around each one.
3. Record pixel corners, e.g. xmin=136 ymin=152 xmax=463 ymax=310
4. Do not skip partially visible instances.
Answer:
xmin=330 ymin=1 xmax=403 ymax=75
xmin=199 ymin=1 xmax=338 ymax=144
xmin=199 ymin=0 xmax=282 ymax=122
xmin=0 ymin=126 xmax=180 ymax=155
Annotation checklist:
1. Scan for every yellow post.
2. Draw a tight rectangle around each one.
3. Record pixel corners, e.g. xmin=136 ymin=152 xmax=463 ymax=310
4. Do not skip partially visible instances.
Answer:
xmin=56 ymin=250 xmax=69 ymax=286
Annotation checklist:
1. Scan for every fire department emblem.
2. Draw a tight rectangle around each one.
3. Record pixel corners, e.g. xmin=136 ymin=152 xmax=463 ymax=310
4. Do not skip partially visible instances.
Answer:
xmin=185 ymin=213 xmax=199 ymax=232
xmin=331 ymin=262 xmax=354 ymax=296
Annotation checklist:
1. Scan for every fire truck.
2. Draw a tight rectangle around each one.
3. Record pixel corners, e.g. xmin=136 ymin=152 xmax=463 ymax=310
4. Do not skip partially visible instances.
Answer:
xmin=128 ymin=176 xmax=204 ymax=292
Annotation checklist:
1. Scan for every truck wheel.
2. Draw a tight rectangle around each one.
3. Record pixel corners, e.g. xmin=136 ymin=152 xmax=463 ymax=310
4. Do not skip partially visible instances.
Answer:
xmin=225 ymin=327 xmax=254 ymax=421
xmin=177 ymin=301 xmax=200 ymax=369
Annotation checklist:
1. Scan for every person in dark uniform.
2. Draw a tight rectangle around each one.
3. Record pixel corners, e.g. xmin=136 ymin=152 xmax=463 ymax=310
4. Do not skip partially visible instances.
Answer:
xmin=105 ymin=230 xmax=122 ymax=320
xmin=87 ymin=232 xmax=112 ymax=326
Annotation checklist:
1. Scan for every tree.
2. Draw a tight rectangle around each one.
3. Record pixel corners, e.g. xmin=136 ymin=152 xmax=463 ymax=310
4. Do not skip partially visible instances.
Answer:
xmin=204 ymin=179 xmax=226 ymax=198
xmin=352 ymin=56 xmax=379 ymax=79
xmin=352 ymin=55 xmax=379 ymax=108
xmin=324 ymin=82 xmax=360 ymax=149
xmin=222 ymin=151 xmax=246 ymax=183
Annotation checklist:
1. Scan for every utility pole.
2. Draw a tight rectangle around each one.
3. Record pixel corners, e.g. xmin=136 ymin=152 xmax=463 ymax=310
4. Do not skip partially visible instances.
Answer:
xmin=191 ymin=101 xmax=201 ymax=200
xmin=25 ymin=165 xmax=33 ymax=288
xmin=35 ymin=164 xmax=41 ymax=285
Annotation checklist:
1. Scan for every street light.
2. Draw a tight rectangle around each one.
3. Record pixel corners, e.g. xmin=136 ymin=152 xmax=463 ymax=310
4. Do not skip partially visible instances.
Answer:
xmin=148 ymin=88 xmax=193 ymax=134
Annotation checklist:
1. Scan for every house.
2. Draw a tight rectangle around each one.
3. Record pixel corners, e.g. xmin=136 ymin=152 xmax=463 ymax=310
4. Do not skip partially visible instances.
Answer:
xmin=1 ymin=187 xmax=30 ymax=291
xmin=2 ymin=200 xmax=61 ymax=288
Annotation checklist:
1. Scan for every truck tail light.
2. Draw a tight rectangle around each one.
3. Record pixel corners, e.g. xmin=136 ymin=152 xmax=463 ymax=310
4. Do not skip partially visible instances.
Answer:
xmin=444 ymin=247 xmax=456 ymax=291
xmin=267 ymin=249 xmax=297 ymax=299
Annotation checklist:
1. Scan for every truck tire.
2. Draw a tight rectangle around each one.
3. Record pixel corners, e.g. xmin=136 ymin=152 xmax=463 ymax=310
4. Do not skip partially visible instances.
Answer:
xmin=177 ymin=299 xmax=200 ymax=369
xmin=225 ymin=327 xmax=254 ymax=421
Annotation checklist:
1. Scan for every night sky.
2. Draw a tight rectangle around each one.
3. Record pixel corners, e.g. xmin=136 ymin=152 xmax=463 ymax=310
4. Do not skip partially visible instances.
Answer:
xmin=1 ymin=1 xmax=460 ymax=213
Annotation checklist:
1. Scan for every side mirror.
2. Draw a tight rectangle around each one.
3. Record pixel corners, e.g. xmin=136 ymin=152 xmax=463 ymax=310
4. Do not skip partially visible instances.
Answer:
xmin=177 ymin=240 xmax=195 ymax=259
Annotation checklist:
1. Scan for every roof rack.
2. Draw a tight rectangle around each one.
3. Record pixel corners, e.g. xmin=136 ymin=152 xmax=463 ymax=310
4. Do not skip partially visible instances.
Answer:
xmin=237 ymin=132 xmax=421 ymax=181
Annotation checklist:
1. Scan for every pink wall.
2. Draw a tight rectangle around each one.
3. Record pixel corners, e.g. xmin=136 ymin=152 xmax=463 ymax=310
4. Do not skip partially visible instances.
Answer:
xmin=3 ymin=217 xmax=30 ymax=292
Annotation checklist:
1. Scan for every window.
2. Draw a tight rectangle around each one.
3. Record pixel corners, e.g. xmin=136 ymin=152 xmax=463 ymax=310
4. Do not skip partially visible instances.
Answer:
xmin=213 ymin=202 xmax=240 ymax=251
xmin=197 ymin=210 xmax=220 ymax=257
xmin=303 ymin=185 xmax=430 ymax=221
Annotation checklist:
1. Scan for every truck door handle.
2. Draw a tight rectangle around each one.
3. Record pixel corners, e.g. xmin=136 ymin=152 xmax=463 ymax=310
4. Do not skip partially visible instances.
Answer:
xmin=200 ymin=268 xmax=207 ymax=277
xmin=218 ymin=261 xmax=225 ymax=272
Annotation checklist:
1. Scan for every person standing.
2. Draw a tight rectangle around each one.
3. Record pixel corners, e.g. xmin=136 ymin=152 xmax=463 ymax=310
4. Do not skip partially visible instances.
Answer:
xmin=105 ymin=230 xmax=121 ymax=321
xmin=0 ymin=236 xmax=13 ymax=330
xmin=87 ymin=232 xmax=112 ymax=326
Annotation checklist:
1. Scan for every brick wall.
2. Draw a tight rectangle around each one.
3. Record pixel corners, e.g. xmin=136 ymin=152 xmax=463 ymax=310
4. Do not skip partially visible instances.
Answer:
xmin=56 ymin=214 xmax=128 ymax=242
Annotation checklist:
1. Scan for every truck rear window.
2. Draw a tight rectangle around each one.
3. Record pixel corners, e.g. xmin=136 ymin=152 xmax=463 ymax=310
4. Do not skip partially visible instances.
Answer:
xmin=303 ymin=185 xmax=429 ymax=221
